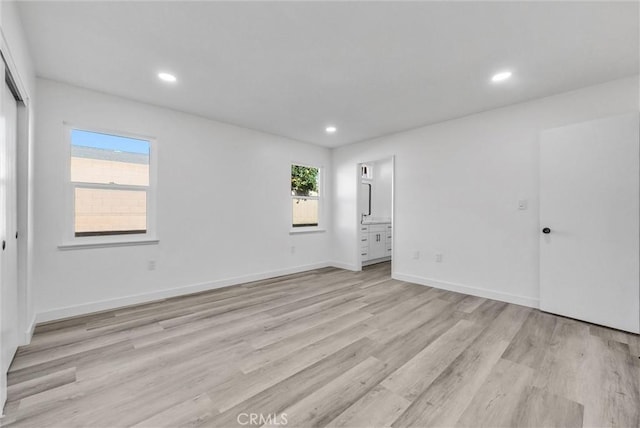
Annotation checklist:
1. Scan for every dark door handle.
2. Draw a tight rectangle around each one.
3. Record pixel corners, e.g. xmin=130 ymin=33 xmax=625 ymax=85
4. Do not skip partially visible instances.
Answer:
xmin=542 ymin=227 xmax=551 ymax=234
xmin=2 ymin=240 xmax=5 ymax=250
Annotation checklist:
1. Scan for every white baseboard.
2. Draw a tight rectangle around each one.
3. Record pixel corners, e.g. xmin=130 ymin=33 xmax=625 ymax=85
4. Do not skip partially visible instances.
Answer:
xmin=24 ymin=315 xmax=36 ymax=344
xmin=35 ymin=262 xmax=332 ymax=324
xmin=392 ymin=272 xmax=539 ymax=308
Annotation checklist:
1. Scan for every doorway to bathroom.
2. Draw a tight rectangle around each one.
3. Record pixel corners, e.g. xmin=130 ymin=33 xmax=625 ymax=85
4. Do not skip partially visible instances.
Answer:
xmin=358 ymin=157 xmax=393 ymax=268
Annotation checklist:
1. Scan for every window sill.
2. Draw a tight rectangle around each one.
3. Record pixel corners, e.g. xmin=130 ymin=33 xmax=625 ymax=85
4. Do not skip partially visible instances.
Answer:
xmin=58 ymin=238 xmax=159 ymax=250
xmin=289 ymin=228 xmax=326 ymax=235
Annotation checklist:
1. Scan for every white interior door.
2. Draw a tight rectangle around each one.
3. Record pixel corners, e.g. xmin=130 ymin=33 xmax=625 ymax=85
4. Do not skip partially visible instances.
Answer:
xmin=1 ymin=76 xmax=18 ymax=411
xmin=540 ymin=113 xmax=640 ymax=333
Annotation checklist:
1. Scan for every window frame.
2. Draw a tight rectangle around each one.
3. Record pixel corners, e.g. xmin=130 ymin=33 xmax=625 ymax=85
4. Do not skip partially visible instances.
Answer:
xmin=290 ymin=162 xmax=323 ymax=233
xmin=60 ymin=123 xmax=158 ymax=249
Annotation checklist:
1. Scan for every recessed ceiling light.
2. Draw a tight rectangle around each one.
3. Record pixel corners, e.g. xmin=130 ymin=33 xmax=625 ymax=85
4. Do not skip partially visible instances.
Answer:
xmin=491 ymin=71 xmax=512 ymax=83
xmin=158 ymin=72 xmax=177 ymax=83
xmin=325 ymin=126 xmax=337 ymax=134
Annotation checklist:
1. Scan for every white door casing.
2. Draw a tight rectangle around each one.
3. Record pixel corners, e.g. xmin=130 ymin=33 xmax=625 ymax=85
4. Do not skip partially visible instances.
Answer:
xmin=1 ymin=75 xmax=19 ymax=411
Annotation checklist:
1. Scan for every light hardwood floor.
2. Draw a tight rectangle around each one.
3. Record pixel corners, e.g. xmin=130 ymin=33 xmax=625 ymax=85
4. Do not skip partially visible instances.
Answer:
xmin=1 ymin=263 xmax=639 ymax=427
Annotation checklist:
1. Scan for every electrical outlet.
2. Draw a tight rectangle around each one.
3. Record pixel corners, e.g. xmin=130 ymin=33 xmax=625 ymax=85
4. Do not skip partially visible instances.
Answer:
xmin=147 ymin=260 xmax=156 ymax=271
xmin=435 ymin=253 xmax=443 ymax=263
xmin=413 ymin=251 xmax=420 ymax=260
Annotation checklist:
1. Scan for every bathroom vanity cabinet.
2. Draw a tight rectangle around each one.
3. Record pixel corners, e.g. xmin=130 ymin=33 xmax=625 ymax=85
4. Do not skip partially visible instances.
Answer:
xmin=361 ymin=222 xmax=392 ymax=265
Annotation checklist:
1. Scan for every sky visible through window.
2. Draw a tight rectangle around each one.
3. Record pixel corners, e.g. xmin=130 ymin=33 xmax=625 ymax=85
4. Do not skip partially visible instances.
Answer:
xmin=71 ymin=129 xmax=150 ymax=154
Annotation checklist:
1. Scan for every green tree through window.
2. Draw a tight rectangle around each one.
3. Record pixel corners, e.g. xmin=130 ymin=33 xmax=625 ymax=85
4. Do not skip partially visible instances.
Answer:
xmin=291 ymin=165 xmax=318 ymax=196
xmin=291 ymin=164 xmax=319 ymax=227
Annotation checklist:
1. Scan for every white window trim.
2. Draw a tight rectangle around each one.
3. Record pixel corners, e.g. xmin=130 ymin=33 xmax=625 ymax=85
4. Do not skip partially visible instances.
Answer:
xmin=59 ymin=123 xmax=159 ymax=250
xmin=290 ymin=162 xmax=323 ymax=233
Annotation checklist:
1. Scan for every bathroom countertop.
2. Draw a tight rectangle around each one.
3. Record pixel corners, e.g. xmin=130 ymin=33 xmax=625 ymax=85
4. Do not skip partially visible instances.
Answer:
xmin=361 ymin=219 xmax=391 ymax=225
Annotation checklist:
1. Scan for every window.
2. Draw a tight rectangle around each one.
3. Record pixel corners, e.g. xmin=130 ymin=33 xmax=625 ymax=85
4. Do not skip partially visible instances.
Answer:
xmin=291 ymin=164 xmax=320 ymax=228
xmin=68 ymin=128 xmax=156 ymax=242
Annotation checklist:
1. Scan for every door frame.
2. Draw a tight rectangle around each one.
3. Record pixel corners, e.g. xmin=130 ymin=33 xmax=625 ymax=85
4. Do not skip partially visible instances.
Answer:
xmin=355 ymin=155 xmax=395 ymax=273
xmin=0 ymin=36 xmax=32 ymax=413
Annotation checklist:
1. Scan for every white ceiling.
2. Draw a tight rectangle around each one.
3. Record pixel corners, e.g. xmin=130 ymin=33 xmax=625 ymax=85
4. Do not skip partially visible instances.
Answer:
xmin=17 ymin=1 xmax=639 ymax=148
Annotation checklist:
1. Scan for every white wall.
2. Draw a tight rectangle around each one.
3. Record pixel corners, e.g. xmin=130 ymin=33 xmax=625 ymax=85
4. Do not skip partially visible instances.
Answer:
xmin=370 ymin=158 xmax=392 ymax=220
xmin=332 ymin=76 xmax=639 ymax=305
xmin=25 ymin=72 xmax=640 ymax=320
xmin=33 ymin=79 xmax=332 ymax=321
xmin=1 ymin=2 xmax=35 ymax=98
